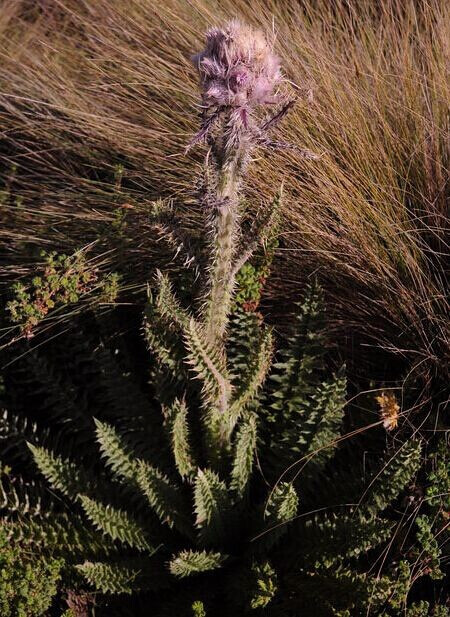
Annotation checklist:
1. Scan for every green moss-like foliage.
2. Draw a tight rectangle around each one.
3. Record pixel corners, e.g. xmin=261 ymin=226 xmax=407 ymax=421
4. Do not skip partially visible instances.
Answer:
xmin=0 ymin=528 xmax=62 ymax=617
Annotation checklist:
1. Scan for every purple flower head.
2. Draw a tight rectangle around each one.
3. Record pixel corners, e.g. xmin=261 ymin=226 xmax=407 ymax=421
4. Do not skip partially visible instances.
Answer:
xmin=192 ymin=20 xmax=281 ymax=110
xmin=188 ymin=21 xmax=314 ymax=157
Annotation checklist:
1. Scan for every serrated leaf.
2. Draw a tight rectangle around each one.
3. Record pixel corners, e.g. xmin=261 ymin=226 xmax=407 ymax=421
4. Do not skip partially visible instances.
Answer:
xmin=265 ymin=482 xmax=299 ymax=523
xmin=363 ymin=439 xmax=422 ymax=516
xmin=193 ymin=468 xmax=231 ymax=543
xmin=230 ymin=415 xmax=257 ymax=496
xmin=27 ymin=443 xmax=87 ymax=499
xmin=304 ymin=368 xmax=346 ymax=466
xmin=156 ymin=271 xmax=190 ymax=329
xmin=77 ymin=560 xmax=148 ymax=594
xmin=184 ymin=318 xmax=232 ymax=414
xmin=79 ymin=495 xmax=151 ymax=551
xmin=135 ymin=460 xmax=191 ymax=535
xmin=260 ymin=482 xmax=299 ymax=550
xmin=227 ymin=328 xmax=272 ymax=433
xmin=94 ymin=419 xmax=137 ymax=481
xmin=165 ymin=398 xmax=196 ymax=480
xmin=169 ymin=550 xmax=226 ymax=578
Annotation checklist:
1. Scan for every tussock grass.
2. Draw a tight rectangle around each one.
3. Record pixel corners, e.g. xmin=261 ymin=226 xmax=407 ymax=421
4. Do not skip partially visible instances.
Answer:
xmin=0 ymin=0 xmax=448 ymax=385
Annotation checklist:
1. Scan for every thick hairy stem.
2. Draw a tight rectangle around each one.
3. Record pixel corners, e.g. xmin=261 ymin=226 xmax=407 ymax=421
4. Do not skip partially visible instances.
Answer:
xmin=204 ymin=143 xmax=247 ymax=346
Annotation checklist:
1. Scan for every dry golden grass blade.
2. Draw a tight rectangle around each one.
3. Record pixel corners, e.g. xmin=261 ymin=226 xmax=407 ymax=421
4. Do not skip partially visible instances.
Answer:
xmin=0 ymin=0 xmax=448 ymax=382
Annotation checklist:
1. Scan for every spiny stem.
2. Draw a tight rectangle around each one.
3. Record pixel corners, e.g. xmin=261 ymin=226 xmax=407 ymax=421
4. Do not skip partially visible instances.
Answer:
xmin=204 ymin=144 xmax=247 ymax=346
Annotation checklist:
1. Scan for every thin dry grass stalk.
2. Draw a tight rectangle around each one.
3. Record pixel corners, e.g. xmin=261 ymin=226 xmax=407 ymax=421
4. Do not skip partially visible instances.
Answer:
xmin=0 ymin=0 xmax=448 ymax=386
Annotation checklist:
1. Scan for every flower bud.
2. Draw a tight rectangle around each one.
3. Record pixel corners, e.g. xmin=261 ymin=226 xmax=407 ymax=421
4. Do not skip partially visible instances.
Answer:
xmin=193 ymin=20 xmax=281 ymax=111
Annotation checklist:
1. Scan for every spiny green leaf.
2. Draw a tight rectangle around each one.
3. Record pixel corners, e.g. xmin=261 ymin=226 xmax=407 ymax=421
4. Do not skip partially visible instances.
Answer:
xmin=169 ymin=550 xmax=226 ymax=578
xmin=230 ymin=415 xmax=257 ymax=496
xmin=156 ymin=271 xmax=190 ymax=329
xmin=265 ymin=482 xmax=299 ymax=524
xmin=193 ymin=468 xmax=231 ymax=543
xmin=297 ymin=514 xmax=393 ymax=569
xmin=415 ymin=515 xmax=443 ymax=580
xmin=250 ymin=561 xmax=278 ymax=609
xmin=184 ymin=318 xmax=232 ymax=415
xmin=227 ymin=309 xmax=264 ymax=380
xmin=363 ymin=439 xmax=422 ymax=516
xmin=305 ymin=368 xmax=346 ymax=466
xmin=94 ymin=419 xmax=137 ymax=481
xmin=77 ymin=560 xmax=158 ymax=594
xmin=135 ymin=460 xmax=191 ymax=535
xmin=27 ymin=443 xmax=88 ymax=500
xmin=228 ymin=328 xmax=272 ymax=432
xmin=79 ymin=495 xmax=151 ymax=551
xmin=143 ymin=311 xmax=179 ymax=372
xmin=260 ymin=482 xmax=299 ymax=550
xmin=194 ymin=468 xmax=228 ymax=527
xmin=269 ymin=282 xmax=324 ymax=411
xmin=165 ymin=398 xmax=196 ymax=480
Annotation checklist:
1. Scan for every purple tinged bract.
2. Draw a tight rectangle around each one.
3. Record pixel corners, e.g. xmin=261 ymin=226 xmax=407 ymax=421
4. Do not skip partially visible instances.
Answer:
xmin=192 ymin=20 xmax=281 ymax=112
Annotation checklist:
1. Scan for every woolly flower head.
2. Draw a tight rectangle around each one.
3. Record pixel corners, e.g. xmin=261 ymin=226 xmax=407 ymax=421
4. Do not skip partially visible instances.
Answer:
xmin=192 ymin=20 xmax=281 ymax=110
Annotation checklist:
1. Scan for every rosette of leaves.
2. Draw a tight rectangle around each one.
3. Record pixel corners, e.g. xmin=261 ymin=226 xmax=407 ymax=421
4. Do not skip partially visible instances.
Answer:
xmin=18 ymin=253 xmax=431 ymax=617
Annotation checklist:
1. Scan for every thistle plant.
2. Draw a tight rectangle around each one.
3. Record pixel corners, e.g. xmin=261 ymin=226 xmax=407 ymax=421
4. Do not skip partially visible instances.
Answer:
xmin=1 ymin=21 xmax=440 ymax=617
xmin=191 ymin=20 xmax=315 ymax=347
xmin=195 ymin=21 xmax=277 ymax=346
